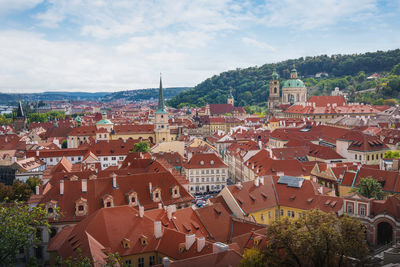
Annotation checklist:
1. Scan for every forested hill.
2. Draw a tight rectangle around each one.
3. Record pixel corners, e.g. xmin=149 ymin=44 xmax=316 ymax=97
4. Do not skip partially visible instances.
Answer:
xmin=102 ymin=87 xmax=191 ymax=102
xmin=167 ymin=49 xmax=400 ymax=108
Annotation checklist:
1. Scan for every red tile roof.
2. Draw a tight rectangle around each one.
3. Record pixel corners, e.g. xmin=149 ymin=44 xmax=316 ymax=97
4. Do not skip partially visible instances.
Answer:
xmin=185 ymin=153 xmax=227 ymax=169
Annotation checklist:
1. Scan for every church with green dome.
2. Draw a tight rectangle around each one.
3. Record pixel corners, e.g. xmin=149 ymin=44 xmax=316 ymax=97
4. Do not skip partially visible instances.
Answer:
xmin=268 ymin=66 xmax=308 ymax=112
xmin=281 ymin=67 xmax=307 ymax=105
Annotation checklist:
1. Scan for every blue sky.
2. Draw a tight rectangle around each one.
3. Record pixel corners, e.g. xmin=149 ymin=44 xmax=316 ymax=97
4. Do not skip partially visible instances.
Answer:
xmin=0 ymin=0 xmax=399 ymax=93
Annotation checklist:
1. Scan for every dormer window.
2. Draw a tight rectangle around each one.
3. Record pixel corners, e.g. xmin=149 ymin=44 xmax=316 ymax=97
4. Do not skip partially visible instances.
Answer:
xmin=139 ymin=235 xmax=148 ymax=246
xmin=152 ymin=188 xmax=162 ymax=202
xmin=103 ymin=195 xmax=114 ymax=208
xmin=75 ymin=197 xmax=88 ymax=216
xmin=171 ymin=185 xmax=180 ymax=199
xmin=200 ymin=161 xmax=204 ymax=165
xmin=178 ymin=243 xmax=185 ymax=254
xmin=46 ymin=200 xmax=57 ymax=218
xmin=127 ymin=191 xmax=138 ymax=207
xmin=121 ymin=238 xmax=131 ymax=249
xmin=210 ymin=160 xmax=214 ymax=165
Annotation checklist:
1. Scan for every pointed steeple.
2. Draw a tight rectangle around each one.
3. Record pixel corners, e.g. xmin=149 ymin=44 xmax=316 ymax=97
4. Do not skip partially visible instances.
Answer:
xmin=156 ymin=73 xmax=166 ymax=113
xmin=16 ymin=101 xmax=24 ymax=118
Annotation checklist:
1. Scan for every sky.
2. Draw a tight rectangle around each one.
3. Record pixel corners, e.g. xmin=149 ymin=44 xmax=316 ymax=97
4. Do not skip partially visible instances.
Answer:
xmin=0 ymin=0 xmax=399 ymax=93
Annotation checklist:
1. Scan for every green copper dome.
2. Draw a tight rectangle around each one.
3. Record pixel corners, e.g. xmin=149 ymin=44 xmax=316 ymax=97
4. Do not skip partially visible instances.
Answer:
xmin=75 ymin=116 xmax=82 ymax=122
xmin=282 ymin=79 xmax=306 ymax=88
xmin=96 ymin=119 xmax=113 ymax=125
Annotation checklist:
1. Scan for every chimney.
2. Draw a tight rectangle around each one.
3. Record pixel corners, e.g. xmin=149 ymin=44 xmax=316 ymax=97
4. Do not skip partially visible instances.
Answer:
xmin=185 ymin=234 xmax=195 ymax=250
xmin=197 ymin=237 xmax=205 ymax=252
xmin=36 ymin=150 xmax=39 ymax=157
xmin=158 ymin=203 xmax=163 ymax=209
xmin=167 ymin=205 xmax=172 ymax=220
xmin=162 ymin=257 xmax=170 ymax=267
xmin=393 ymin=159 xmax=399 ymax=171
xmin=81 ymin=179 xmax=87 ymax=193
xmin=139 ymin=206 xmax=144 ymax=218
xmin=149 ymin=182 xmax=152 ymax=193
xmin=235 ymin=182 xmax=242 ymax=190
xmin=254 ymin=178 xmax=259 ymax=187
xmin=35 ymin=185 xmax=39 ymax=195
xmin=260 ymin=177 xmax=264 ymax=185
xmin=60 ymin=180 xmax=64 ymax=195
xmin=154 ymin=221 xmax=162 ymax=239
xmin=213 ymin=242 xmax=229 ymax=253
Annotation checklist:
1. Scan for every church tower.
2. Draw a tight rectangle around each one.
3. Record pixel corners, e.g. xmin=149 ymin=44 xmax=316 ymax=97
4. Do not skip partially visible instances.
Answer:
xmin=13 ymin=101 xmax=27 ymax=132
xmin=154 ymin=74 xmax=170 ymax=144
xmin=268 ymin=69 xmax=280 ymax=111
xmin=227 ymin=89 xmax=234 ymax=106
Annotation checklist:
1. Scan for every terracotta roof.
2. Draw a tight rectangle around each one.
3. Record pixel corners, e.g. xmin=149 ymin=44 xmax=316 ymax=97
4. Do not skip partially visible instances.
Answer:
xmin=185 ymin=153 xmax=227 ymax=169
xmin=49 ymin=206 xmax=215 ymax=264
xmin=38 ymin=166 xmax=193 ymax=223
xmin=308 ymin=96 xmax=346 ymax=107
xmin=227 ymin=177 xmax=278 ymax=215
xmin=113 ymin=124 xmax=154 ymax=134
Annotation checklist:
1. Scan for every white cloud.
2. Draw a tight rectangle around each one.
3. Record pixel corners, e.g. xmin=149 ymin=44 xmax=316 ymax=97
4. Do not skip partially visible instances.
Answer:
xmin=34 ymin=0 xmax=250 ymax=38
xmin=242 ymin=37 xmax=275 ymax=51
xmin=262 ymin=0 xmax=377 ymax=30
xmin=0 ymin=0 xmax=397 ymax=93
xmin=0 ymin=30 xmax=230 ymax=92
xmin=0 ymin=0 xmax=42 ymax=15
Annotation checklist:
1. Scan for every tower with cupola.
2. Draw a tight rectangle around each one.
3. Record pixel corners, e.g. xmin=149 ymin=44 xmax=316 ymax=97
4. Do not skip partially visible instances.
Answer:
xmin=154 ymin=74 xmax=170 ymax=143
xmin=268 ymin=69 xmax=281 ymax=111
xmin=227 ymin=89 xmax=234 ymax=106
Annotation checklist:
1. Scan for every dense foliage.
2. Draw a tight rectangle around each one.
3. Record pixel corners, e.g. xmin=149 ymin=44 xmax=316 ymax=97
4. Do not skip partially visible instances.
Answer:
xmin=0 ymin=180 xmax=34 ymax=202
xmin=0 ymin=114 xmax=12 ymax=125
xmin=352 ymin=177 xmax=384 ymax=200
xmin=168 ymin=49 xmax=400 ymax=107
xmin=102 ymin=87 xmax=190 ymax=102
xmin=253 ymin=209 xmax=369 ymax=267
xmin=27 ymin=111 xmax=65 ymax=123
xmin=131 ymin=141 xmax=150 ymax=152
xmin=0 ymin=202 xmax=49 ymax=266
xmin=384 ymin=150 xmax=400 ymax=158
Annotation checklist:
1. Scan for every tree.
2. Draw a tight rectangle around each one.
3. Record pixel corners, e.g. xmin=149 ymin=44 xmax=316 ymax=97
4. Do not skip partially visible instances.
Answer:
xmin=240 ymin=247 xmax=265 ymax=267
xmin=61 ymin=140 xmax=68 ymax=149
xmin=392 ymin=63 xmax=400 ymax=75
xmin=264 ymin=209 xmax=369 ymax=267
xmin=26 ymin=176 xmax=42 ymax=192
xmin=57 ymin=249 xmax=127 ymax=267
xmin=0 ymin=180 xmax=33 ymax=202
xmin=0 ymin=202 xmax=49 ymax=266
xmin=131 ymin=141 xmax=150 ymax=152
xmin=353 ymin=177 xmax=384 ymax=200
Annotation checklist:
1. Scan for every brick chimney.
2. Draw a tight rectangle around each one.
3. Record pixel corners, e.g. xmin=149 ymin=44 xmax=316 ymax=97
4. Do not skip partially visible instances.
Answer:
xmin=154 ymin=221 xmax=162 ymax=239
xmin=185 ymin=234 xmax=195 ymax=250
xmin=81 ymin=179 xmax=87 ymax=193
xmin=60 ymin=180 xmax=64 ymax=195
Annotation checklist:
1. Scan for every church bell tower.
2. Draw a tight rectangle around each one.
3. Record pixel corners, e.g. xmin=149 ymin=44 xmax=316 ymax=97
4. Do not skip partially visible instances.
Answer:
xmin=154 ymin=74 xmax=170 ymax=143
xmin=268 ymin=69 xmax=280 ymax=111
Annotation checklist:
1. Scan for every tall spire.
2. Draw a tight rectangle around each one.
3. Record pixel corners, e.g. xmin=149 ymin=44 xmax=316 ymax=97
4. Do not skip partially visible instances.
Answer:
xmin=16 ymin=101 xmax=24 ymax=118
xmin=157 ymin=73 xmax=166 ymax=113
